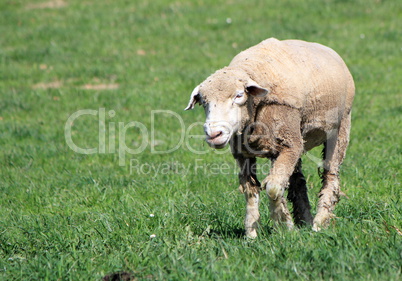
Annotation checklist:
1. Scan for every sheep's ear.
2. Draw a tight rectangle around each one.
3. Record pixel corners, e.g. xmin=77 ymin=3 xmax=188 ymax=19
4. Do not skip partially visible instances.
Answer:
xmin=246 ymin=80 xmax=269 ymax=98
xmin=184 ymin=85 xmax=201 ymax=110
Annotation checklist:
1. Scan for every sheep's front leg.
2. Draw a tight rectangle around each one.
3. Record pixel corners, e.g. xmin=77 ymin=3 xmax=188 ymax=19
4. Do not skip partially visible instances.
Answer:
xmin=237 ymin=157 xmax=261 ymax=238
xmin=262 ymin=149 xmax=302 ymax=229
xmin=249 ymin=104 xmax=303 ymax=229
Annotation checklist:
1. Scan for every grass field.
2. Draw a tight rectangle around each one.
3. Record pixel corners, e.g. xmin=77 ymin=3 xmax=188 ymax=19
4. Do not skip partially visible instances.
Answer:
xmin=0 ymin=0 xmax=401 ymax=280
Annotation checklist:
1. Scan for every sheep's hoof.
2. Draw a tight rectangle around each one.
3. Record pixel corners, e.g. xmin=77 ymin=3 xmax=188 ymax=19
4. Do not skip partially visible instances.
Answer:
xmin=245 ymin=229 xmax=258 ymax=239
xmin=312 ymin=223 xmax=321 ymax=232
xmin=312 ymin=212 xmax=334 ymax=231
xmin=286 ymin=220 xmax=295 ymax=230
xmin=245 ymin=218 xmax=259 ymax=238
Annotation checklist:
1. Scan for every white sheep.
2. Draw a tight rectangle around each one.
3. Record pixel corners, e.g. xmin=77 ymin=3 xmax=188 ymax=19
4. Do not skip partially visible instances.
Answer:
xmin=185 ymin=38 xmax=355 ymax=238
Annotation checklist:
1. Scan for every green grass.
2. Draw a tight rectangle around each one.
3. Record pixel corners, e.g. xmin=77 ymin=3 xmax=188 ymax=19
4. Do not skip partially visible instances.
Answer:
xmin=1 ymin=0 xmax=401 ymax=280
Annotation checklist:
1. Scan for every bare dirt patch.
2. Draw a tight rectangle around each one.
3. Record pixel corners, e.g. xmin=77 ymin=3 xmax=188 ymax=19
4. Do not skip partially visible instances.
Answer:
xmin=80 ymin=83 xmax=119 ymax=90
xmin=32 ymin=81 xmax=63 ymax=89
xmin=26 ymin=0 xmax=67 ymax=10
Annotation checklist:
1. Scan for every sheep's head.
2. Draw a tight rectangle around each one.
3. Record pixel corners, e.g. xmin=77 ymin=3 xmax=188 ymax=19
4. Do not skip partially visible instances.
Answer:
xmin=185 ymin=68 xmax=268 ymax=149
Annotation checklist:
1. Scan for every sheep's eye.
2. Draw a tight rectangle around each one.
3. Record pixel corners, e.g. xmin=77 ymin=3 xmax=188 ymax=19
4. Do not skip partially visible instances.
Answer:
xmin=233 ymin=91 xmax=246 ymax=105
xmin=235 ymin=92 xmax=243 ymax=99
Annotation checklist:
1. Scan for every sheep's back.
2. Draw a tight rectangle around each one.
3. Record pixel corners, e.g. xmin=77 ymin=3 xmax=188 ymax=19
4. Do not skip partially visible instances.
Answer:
xmin=229 ymin=38 xmax=355 ymax=117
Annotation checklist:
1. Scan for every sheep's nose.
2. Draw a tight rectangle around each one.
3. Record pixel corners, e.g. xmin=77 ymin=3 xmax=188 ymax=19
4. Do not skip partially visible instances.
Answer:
xmin=206 ymin=130 xmax=223 ymax=140
xmin=204 ymin=122 xmax=225 ymax=139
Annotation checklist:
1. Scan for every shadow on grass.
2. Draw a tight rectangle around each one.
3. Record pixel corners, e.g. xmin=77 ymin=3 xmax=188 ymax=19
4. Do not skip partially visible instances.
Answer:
xmin=203 ymin=225 xmax=274 ymax=239
xmin=208 ymin=227 xmax=245 ymax=239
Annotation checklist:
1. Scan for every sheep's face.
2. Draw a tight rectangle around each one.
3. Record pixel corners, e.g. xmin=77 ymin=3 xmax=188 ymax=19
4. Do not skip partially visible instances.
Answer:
xmin=185 ymin=68 xmax=268 ymax=149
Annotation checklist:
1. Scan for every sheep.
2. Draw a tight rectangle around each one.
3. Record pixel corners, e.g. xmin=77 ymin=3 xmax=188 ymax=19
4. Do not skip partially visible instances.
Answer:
xmin=185 ymin=38 xmax=355 ymax=238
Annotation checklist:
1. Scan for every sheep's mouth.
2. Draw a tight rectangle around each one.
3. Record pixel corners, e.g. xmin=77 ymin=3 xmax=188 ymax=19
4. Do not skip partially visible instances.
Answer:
xmin=205 ymin=132 xmax=230 ymax=149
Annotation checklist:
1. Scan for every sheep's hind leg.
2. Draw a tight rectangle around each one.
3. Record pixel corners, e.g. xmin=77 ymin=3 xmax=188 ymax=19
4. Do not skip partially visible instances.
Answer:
xmin=287 ymin=159 xmax=313 ymax=226
xmin=237 ymin=157 xmax=261 ymax=238
xmin=313 ymin=114 xmax=351 ymax=231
